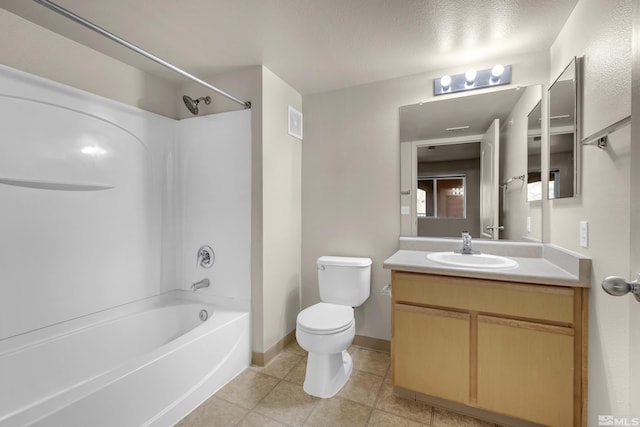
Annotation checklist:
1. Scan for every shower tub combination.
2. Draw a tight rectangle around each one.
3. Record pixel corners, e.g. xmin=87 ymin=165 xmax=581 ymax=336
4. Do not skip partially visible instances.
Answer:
xmin=0 ymin=291 xmax=250 ymax=427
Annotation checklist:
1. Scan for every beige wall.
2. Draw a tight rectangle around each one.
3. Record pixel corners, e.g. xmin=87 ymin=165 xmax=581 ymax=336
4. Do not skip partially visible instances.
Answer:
xmin=261 ymin=68 xmax=302 ymax=352
xmin=0 ymin=9 xmax=177 ymax=118
xmin=302 ymin=52 xmax=547 ymax=341
xmin=549 ymin=0 xmax=633 ymax=419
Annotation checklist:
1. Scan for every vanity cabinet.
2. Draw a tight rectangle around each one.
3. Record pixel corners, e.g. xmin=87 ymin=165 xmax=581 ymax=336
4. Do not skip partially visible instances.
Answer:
xmin=391 ymin=271 xmax=588 ymax=427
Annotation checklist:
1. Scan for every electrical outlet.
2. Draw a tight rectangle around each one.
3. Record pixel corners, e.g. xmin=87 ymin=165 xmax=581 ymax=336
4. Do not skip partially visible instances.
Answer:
xmin=579 ymin=221 xmax=589 ymax=248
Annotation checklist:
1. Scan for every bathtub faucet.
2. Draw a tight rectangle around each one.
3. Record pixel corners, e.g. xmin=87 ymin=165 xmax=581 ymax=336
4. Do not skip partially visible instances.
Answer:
xmin=191 ymin=278 xmax=210 ymax=292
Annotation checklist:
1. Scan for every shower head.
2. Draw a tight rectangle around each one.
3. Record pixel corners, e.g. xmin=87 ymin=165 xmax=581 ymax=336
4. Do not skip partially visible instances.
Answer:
xmin=182 ymin=95 xmax=211 ymax=115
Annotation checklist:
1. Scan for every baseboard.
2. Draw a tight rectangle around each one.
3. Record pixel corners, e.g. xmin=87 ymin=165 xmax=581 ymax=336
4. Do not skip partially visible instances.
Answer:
xmin=251 ymin=329 xmax=296 ymax=367
xmin=252 ymin=332 xmax=390 ymax=366
xmin=353 ymin=335 xmax=390 ymax=353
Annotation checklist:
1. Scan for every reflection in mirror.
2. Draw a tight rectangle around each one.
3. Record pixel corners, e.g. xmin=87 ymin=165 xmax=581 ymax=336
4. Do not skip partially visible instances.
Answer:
xmin=548 ymin=57 xmax=581 ymax=199
xmin=416 ymin=143 xmax=479 ymax=236
xmin=400 ymin=85 xmax=543 ymax=241
xmin=527 ymin=101 xmax=542 ymax=201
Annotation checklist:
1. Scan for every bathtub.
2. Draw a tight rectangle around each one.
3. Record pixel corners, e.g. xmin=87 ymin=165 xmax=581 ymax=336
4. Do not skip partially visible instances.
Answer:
xmin=0 ymin=291 xmax=250 ymax=427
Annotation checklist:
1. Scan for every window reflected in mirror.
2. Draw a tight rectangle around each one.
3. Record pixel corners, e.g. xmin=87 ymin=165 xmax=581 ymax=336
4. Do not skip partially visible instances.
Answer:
xmin=417 ymin=176 xmax=466 ymax=218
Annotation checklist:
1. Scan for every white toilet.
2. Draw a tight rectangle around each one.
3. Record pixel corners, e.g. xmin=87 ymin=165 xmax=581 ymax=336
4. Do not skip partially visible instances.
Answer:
xmin=296 ymin=255 xmax=372 ymax=398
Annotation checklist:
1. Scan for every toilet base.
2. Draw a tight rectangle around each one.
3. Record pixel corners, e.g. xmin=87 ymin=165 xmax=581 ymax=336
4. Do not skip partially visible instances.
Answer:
xmin=303 ymin=350 xmax=353 ymax=398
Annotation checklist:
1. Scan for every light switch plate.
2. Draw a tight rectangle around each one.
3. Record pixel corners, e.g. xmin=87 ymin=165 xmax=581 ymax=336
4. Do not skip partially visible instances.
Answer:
xmin=579 ymin=221 xmax=589 ymax=248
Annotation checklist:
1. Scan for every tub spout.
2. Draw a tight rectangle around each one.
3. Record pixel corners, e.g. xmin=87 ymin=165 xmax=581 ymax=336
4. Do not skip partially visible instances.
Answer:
xmin=191 ymin=278 xmax=210 ymax=291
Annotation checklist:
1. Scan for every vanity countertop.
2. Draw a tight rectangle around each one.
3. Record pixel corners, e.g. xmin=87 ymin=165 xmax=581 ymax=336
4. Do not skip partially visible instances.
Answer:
xmin=383 ymin=238 xmax=591 ymax=288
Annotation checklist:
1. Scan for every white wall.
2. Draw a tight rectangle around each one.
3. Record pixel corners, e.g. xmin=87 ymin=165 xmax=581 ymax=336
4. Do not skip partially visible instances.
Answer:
xmin=0 ymin=64 xmax=174 ymax=340
xmin=549 ymin=0 xmax=633 ymax=420
xmin=302 ymin=52 xmax=548 ymax=340
xmin=0 ymin=9 xmax=178 ymax=119
xmin=176 ymin=111 xmax=252 ymax=310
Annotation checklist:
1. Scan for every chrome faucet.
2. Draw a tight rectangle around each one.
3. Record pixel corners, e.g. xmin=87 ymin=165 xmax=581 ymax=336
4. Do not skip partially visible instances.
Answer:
xmin=460 ymin=231 xmax=473 ymax=254
xmin=191 ymin=278 xmax=210 ymax=291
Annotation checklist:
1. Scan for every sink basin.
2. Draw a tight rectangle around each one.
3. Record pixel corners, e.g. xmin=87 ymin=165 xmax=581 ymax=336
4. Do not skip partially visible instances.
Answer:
xmin=426 ymin=252 xmax=518 ymax=269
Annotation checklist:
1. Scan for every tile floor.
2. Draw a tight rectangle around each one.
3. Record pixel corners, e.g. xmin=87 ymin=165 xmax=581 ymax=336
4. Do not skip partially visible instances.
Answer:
xmin=177 ymin=341 xmax=502 ymax=427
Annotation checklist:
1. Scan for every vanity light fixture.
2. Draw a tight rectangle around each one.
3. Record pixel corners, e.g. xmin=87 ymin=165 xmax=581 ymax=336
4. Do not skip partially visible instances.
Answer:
xmin=434 ymin=64 xmax=512 ymax=96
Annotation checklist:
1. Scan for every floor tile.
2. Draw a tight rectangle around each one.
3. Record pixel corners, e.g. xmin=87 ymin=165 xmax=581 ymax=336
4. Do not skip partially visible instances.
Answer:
xmin=215 ymin=369 xmax=280 ymax=409
xmin=176 ymin=396 xmax=247 ymax=427
xmin=284 ymin=356 xmax=307 ymax=385
xmin=251 ymin=350 xmax=304 ymax=379
xmin=350 ymin=347 xmax=390 ymax=377
xmin=432 ymin=408 xmax=495 ymax=427
xmin=375 ymin=384 xmax=433 ymax=424
xmin=237 ymin=412 xmax=287 ymax=427
xmin=283 ymin=339 xmax=307 ymax=356
xmin=337 ymin=369 xmax=384 ymax=407
xmin=254 ymin=380 xmax=319 ymax=426
xmin=303 ymin=397 xmax=371 ymax=427
xmin=368 ymin=409 xmax=427 ymax=427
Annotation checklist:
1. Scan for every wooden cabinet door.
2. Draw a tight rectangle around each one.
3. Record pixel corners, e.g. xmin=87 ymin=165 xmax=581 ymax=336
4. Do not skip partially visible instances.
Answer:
xmin=477 ymin=315 xmax=574 ymax=427
xmin=393 ymin=304 xmax=470 ymax=404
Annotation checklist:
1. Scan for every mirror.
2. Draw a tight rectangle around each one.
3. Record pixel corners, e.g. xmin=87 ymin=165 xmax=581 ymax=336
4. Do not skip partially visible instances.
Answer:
xmin=400 ymin=85 xmax=543 ymax=241
xmin=527 ymin=101 xmax=542 ymax=202
xmin=547 ymin=57 xmax=582 ymax=199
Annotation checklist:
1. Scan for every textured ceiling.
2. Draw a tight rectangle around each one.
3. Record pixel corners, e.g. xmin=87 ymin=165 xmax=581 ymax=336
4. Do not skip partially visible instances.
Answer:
xmin=1 ymin=0 xmax=577 ymax=94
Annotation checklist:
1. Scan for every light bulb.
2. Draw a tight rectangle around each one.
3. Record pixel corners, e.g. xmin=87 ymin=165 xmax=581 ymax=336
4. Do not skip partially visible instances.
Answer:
xmin=440 ymin=75 xmax=452 ymax=89
xmin=465 ymin=69 xmax=477 ymax=84
xmin=491 ymin=64 xmax=505 ymax=80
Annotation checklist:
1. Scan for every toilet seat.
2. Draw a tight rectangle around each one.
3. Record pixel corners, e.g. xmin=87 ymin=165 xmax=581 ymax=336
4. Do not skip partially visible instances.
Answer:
xmin=297 ymin=303 xmax=354 ymax=335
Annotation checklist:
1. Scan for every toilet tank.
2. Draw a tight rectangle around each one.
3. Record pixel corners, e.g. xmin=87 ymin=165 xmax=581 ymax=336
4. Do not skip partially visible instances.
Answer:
xmin=317 ymin=256 xmax=372 ymax=307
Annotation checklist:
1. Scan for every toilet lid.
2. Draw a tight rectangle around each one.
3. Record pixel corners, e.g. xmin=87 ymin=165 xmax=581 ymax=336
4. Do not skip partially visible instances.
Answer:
xmin=297 ymin=303 xmax=354 ymax=334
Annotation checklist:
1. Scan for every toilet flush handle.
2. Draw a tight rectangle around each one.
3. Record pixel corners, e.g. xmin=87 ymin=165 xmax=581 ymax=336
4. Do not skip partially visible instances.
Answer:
xmin=318 ymin=265 xmax=325 ymax=271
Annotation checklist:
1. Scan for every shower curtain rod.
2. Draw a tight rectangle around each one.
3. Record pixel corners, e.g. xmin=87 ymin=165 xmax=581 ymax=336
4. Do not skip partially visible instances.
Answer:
xmin=32 ymin=0 xmax=251 ymax=109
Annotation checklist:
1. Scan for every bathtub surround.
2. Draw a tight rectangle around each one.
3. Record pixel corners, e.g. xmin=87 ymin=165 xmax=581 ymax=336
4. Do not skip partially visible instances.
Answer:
xmin=0 ymin=64 xmax=252 ymax=424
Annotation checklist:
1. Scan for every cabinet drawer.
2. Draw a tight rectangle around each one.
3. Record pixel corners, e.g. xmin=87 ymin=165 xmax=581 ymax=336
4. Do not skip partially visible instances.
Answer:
xmin=392 ymin=271 xmax=574 ymax=324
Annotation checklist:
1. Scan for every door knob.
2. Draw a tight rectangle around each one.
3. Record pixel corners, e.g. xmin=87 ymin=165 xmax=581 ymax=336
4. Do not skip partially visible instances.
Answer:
xmin=601 ymin=276 xmax=640 ymax=302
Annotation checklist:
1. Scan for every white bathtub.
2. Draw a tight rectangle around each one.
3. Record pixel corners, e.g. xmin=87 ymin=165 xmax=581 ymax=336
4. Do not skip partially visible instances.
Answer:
xmin=0 ymin=291 xmax=250 ymax=427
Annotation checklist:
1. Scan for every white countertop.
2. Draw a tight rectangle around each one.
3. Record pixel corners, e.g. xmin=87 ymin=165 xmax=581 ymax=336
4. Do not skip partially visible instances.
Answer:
xmin=383 ymin=238 xmax=591 ymax=288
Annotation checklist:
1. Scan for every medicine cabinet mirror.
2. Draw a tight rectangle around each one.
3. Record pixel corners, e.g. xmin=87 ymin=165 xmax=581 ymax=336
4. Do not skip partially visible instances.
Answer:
xmin=547 ymin=56 xmax=582 ymax=199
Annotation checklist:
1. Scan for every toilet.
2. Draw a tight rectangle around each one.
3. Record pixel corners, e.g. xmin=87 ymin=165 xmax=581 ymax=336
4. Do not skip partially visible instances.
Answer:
xmin=296 ymin=255 xmax=372 ymax=398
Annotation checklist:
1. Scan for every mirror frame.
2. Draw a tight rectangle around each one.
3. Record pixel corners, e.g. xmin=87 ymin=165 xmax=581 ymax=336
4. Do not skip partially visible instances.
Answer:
xmin=547 ymin=56 xmax=583 ymax=198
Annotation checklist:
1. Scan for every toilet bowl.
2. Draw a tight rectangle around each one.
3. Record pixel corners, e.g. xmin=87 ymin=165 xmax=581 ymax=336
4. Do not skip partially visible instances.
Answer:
xmin=296 ymin=303 xmax=355 ymax=398
xmin=296 ymin=256 xmax=371 ymax=398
